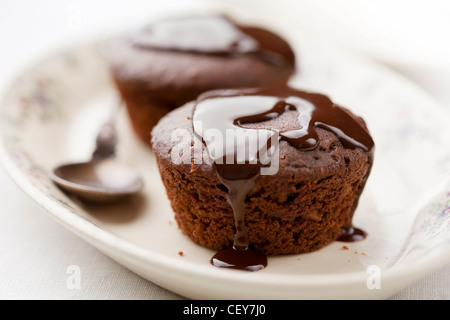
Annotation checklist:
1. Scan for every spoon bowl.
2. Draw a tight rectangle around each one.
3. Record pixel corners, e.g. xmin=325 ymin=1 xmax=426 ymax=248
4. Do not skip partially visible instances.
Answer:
xmin=51 ymin=158 xmax=144 ymax=203
xmin=50 ymin=107 xmax=144 ymax=203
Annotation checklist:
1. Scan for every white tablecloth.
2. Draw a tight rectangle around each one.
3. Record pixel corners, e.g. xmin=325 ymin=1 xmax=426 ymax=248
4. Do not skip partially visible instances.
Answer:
xmin=1 ymin=0 xmax=449 ymax=300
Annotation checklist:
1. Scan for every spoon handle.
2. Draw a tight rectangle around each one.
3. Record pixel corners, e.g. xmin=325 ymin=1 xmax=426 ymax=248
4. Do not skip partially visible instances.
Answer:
xmin=92 ymin=122 xmax=117 ymax=159
xmin=92 ymin=99 xmax=122 ymax=159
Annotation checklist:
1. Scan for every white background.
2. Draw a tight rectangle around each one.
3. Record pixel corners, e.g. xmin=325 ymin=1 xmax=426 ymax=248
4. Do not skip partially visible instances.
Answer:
xmin=0 ymin=0 xmax=449 ymax=299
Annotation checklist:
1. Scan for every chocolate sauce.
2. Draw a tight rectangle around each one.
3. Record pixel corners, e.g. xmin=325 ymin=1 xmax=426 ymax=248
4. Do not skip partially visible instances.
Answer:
xmin=192 ymin=87 xmax=374 ymax=270
xmin=338 ymin=226 xmax=367 ymax=242
xmin=211 ymin=246 xmax=267 ymax=272
xmin=132 ymin=15 xmax=295 ymax=67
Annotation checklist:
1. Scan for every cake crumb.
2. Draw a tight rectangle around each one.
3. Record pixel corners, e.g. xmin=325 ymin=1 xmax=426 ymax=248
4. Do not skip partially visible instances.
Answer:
xmin=178 ymin=251 xmax=184 ymax=256
xmin=354 ymin=251 xmax=358 ymax=254
xmin=361 ymin=252 xmax=367 ymax=256
xmin=342 ymin=245 xmax=349 ymax=250
xmin=190 ymin=162 xmax=199 ymax=172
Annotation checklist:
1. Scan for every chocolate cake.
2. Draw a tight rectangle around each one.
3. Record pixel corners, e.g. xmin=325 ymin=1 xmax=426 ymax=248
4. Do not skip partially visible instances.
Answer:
xmin=151 ymin=87 xmax=374 ymax=271
xmin=108 ymin=15 xmax=296 ymax=145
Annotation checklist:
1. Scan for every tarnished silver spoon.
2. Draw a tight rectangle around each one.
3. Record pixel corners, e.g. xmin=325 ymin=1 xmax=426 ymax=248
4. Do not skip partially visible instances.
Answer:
xmin=50 ymin=107 xmax=144 ymax=203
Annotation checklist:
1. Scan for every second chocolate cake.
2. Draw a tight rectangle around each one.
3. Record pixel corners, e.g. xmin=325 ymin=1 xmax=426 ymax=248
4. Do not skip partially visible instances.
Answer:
xmin=108 ymin=15 xmax=296 ymax=144
xmin=152 ymin=87 xmax=374 ymax=271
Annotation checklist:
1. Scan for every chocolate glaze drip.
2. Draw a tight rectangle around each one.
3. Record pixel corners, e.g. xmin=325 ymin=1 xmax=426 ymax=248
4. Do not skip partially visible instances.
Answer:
xmin=211 ymin=246 xmax=267 ymax=272
xmin=132 ymin=15 xmax=295 ymax=67
xmin=192 ymin=87 xmax=374 ymax=271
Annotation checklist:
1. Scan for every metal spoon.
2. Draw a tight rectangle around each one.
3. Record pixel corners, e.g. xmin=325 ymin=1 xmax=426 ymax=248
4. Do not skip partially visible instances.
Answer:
xmin=50 ymin=106 xmax=144 ymax=203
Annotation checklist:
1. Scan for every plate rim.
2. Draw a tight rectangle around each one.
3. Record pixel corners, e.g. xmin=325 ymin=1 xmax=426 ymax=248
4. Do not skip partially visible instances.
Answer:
xmin=1 ymin=145 xmax=449 ymax=294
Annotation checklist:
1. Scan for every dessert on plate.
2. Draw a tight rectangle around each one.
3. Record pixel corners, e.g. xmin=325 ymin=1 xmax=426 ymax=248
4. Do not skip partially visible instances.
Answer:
xmin=108 ymin=14 xmax=296 ymax=144
xmin=151 ymin=86 xmax=374 ymax=270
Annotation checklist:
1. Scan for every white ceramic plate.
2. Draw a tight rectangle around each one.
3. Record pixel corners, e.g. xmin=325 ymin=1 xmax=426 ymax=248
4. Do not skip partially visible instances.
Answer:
xmin=0 ymin=35 xmax=449 ymax=300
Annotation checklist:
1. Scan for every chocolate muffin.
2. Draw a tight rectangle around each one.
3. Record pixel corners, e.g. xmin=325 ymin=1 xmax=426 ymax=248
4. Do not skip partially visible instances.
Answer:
xmin=151 ymin=87 xmax=374 ymax=267
xmin=108 ymin=15 xmax=296 ymax=144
